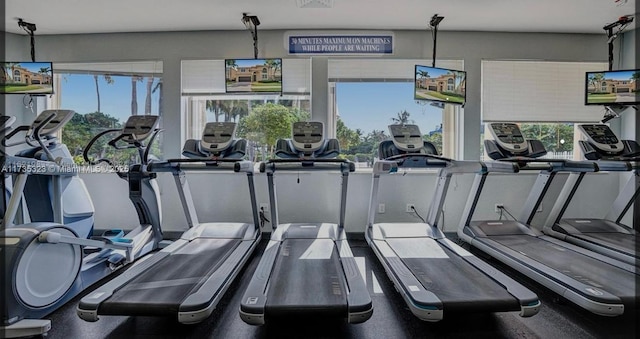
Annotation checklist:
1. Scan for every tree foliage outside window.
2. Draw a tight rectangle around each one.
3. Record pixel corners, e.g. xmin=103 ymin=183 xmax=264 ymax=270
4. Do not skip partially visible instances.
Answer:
xmin=236 ymin=103 xmax=310 ymax=160
xmin=519 ymin=123 xmax=574 ymax=154
xmin=56 ymin=72 xmax=163 ymax=165
xmin=336 ymin=110 xmax=443 ymax=165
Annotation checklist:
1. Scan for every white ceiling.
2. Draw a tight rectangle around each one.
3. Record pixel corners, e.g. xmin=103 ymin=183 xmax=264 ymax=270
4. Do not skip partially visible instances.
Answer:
xmin=4 ymin=0 xmax=637 ymax=35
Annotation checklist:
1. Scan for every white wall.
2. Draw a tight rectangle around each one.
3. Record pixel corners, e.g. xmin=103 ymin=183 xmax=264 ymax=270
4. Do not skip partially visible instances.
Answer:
xmin=5 ymin=28 xmax=634 ymax=232
xmin=81 ymin=170 xmax=622 ymax=233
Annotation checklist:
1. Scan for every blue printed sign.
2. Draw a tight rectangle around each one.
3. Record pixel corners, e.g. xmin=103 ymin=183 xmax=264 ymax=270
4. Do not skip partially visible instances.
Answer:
xmin=288 ymin=35 xmax=393 ymax=55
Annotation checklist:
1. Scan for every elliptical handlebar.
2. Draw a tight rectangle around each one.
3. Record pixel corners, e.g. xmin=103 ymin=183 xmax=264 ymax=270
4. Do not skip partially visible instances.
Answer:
xmin=83 ymin=127 xmax=163 ymax=167
xmin=2 ymin=111 xmax=57 ymax=148
xmin=83 ymin=128 xmax=121 ymax=165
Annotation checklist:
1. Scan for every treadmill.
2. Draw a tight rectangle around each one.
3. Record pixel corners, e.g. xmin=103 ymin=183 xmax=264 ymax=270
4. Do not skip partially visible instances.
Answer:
xmin=543 ymin=123 xmax=639 ymax=265
xmin=240 ymin=121 xmax=372 ymax=325
xmin=458 ymin=122 xmax=639 ymax=316
xmin=366 ymin=124 xmax=539 ymax=321
xmin=78 ymin=122 xmax=261 ymax=324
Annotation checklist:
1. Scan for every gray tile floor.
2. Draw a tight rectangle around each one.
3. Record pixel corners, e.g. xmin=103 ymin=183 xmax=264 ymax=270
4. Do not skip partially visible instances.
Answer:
xmin=41 ymin=239 xmax=638 ymax=338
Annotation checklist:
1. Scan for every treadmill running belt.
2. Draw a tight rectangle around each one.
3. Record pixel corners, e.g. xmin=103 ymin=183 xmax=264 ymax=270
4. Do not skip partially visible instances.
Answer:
xmin=266 ymin=238 xmax=347 ymax=317
xmin=573 ymin=232 xmax=638 ymax=254
xmin=99 ymin=238 xmax=240 ymax=315
xmin=386 ymin=238 xmax=520 ymax=312
xmin=491 ymin=235 xmax=638 ymax=304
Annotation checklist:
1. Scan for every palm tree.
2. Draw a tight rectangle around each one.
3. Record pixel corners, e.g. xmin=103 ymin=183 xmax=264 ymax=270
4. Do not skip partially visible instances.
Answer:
xmin=2 ymin=62 xmax=18 ymax=82
xmin=227 ymin=100 xmax=249 ymax=122
xmin=391 ymin=110 xmax=412 ymax=125
xmin=38 ymin=67 xmax=51 ymax=83
xmin=416 ymin=70 xmax=429 ymax=89
xmin=152 ymin=79 xmax=163 ymax=116
xmin=631 ymin=72 xmax=640 ymax=92
xmin=144 ymin=76 xmax=154 ymax=115
xmin=94 ymin=75 xmax=114 ymax=113
xmin=206 ymin=100 xmax=230 ymax=122
xmin=265 ymin=59 xmax=282 ymax=80
xmin=226 ymin=59 xmax=238 ymax=81
xmin=588 ymin=73 xmax=605 ymax=90
xmin=131 ymin=76 xmax=142 ymax=115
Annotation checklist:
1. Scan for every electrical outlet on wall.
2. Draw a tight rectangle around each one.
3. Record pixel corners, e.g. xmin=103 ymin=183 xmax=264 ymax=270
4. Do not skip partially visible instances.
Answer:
xmin=378 ymin=203 xmax=385 ymax=213
xmin=406 ymin=204 xmax=416 ymax=213
xmin=260 ymin=203 xmax=270 ymax=214
xmin=495 ymin=203 xmax=504 ymax=213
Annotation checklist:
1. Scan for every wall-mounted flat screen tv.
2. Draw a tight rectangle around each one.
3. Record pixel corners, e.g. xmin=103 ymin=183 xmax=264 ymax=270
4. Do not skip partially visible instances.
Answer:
xmin=1 ymin=62 xmax=54 ymax=95
xmin=225 ymin=58 xmax=282 ymax=94
xmin=585 ymin=69 xmax=640 ymax=105
xmin=414 ymin=65 xmax=466 ymax=106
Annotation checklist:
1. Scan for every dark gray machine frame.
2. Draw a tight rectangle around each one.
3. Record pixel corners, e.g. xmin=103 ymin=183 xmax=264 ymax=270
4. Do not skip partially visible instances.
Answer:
xmin=78 ymin=122 xmax=261 ymax=324
xmin=240 ymin=121 xmax=372 ymax=325
xmin=366 ymin=124 xmax=539 ymax=321
xmin=543 ymin=123 xmax=639 ymax=265
xmin=458 ymin=122 xmax=639 ymax=317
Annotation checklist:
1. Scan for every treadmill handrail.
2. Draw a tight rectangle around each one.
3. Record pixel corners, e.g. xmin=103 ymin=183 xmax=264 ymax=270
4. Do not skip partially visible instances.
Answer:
xmin=591 ymin=160 xmax=633 ymax=172
xmin=495 ymin=157 xmax=598 ymax=173
xmin=374 ymin=156 xmax=498 ymax=176
xmin=149 ymin=159 xmax=253 ymax=173
xmin=483 ymin=161 xmax=520 ymax=174
xmin=260 ymin=158 xmax=355 ymax=173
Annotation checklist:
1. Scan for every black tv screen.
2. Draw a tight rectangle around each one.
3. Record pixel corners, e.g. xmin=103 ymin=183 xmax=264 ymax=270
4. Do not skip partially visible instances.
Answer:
xmin=225 ymin=58 xmax=282 ymax=93
xmin=1 ymin=62 xmax=53 ymax=95
xmin=585 ymin=69 xmax=640 ymax=105
xmin=414 ymin=65 xmax=466 ymax=106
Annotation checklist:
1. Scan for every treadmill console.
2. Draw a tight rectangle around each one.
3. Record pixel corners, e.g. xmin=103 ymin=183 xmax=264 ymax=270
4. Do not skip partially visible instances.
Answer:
xmin=389 ymin=124 xmax=423 ymax=152
xmin=200 ymin=122 xmax=236 ymax=152
xmin=31 ymin=109 xmax=75 ymax=136
xmin=291 ymin=121 xmax=324 ymax=153
xmin=2 ymin=115 xmax=16 ymax=130
xmin=578 ymin=124 xmax=624 ymax=154
xmin=122 ymin=115 xmax=160 ymax=143
xmin=488 ymin=123 xmax=528 ymax=154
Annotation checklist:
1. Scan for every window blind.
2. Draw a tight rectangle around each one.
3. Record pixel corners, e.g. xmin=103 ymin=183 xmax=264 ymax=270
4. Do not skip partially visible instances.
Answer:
xmin=482 ymin=60 xmax=608 ymax=122
xmin=328 ymin=59 xmax=463 ymax=81
xmin=54 ymin=61 xmax=163 ymax=76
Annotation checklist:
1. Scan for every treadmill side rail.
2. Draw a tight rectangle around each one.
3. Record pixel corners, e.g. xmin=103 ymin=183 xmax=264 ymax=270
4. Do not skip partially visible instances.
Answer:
xmin=336 ymin=236 xmax=373 ymax=323
xmin=239 ymin=239 xmax=280 ymax=325
xmin=179 ymin=235 xmax=260 ymax=324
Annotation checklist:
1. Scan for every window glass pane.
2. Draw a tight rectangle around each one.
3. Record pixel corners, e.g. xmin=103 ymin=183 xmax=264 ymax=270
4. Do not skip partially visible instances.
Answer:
xmin=50 ymin=68 xmax=163 ymax=165
xmin=183 ymin=95 xmax=310 ymax=162
xmin=335 ymin=82 xmax=444 ymax=167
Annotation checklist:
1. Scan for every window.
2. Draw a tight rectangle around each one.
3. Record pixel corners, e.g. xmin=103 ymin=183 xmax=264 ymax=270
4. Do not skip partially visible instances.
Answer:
xmin=481 ymin=60 xmax=608 ymax=159
xmin=181 ymin=59 xmax=311 ymax=161
xmin=47 ymin=61 xmax=164 ymax=164
xmin=328 ymin=59 xmax=464 ymax=166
